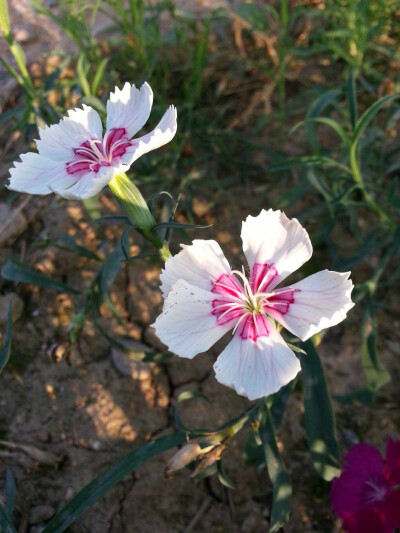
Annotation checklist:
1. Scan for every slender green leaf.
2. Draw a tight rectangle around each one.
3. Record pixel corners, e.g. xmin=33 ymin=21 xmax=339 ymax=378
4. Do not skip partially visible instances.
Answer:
xmin=0 ymin=302 xmax=12 ymax=375
xmin=142 ymin=351 xmax=173 ymax=363
xmin=76 ymin=54 xmax=91 ymax=97
xmin=359 ymin=293 xmax=390 ymax=392
xmin=217 ymin=460 xmax=235 ymax=489
xmin=270 ymin=379 xmax=295 ymax=429
xmin=146 ymin=190 xmax=173 ymax=209
xmin=155 ymin=222 xmax=210 ymax=230
xmin=258 ymin=404 xmax=292 ymax=533
xmin=334 ymin=387 xmax=375 ymax=406
xmin=352 ymin=94 xmax=400 ymax=144
xmin=292 ymin=118 xmax=350 ymax=149
xmin=123 ymin=253 xmax=158 ymax=262
xmin=0 ymin=106 xmax=23 ymax=125
xmin=58 ymin=235 xmax=101 ymax=261
xmin=346 ymin=69 xmax=357 ymax=130
xmin=299 ymin=340 xmax=340 ymax=481
xmin=1 ymin=259 xmax=80 ymax=294
xmin=5 ymin=469 xmax=16 ymax=518
xmin=306 ymin=89 xmax=341 ymax=151
xmin=91 ymin=58 xmax=109 ymax=95
xmin=95 ymin=215 xmax=131 ymax=225
xmin=98 ymin=245 xmax=124 ymax=295
xmin=0 ymin=505 xmax=17 ymax=533
xmin=268 ymin=156 xmax=352 ymax=175
xmin=0 ymin=0 xmax=11 ymax=36
xmin=42 ymin=432 xmax=186 ymax=533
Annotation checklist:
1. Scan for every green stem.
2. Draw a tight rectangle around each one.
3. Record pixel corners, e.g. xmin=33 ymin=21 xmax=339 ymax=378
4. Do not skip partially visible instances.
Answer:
xmin=159 ymin=242 xmax=171 ymax=262
xmin=108 ymin=173 xmax=174 ymax=260
xmin=349 ymin=143 xmax=392 ymax=226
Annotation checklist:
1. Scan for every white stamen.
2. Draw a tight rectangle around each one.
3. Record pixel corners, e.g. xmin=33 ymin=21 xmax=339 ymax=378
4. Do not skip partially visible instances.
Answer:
xmin=213 ymin=281 xmax=246 ymax=302
xmin=232 ymin=312 xmax=248 ymax=336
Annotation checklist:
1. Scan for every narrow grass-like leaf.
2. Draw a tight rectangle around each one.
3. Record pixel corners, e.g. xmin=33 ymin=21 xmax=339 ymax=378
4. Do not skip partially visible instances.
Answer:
xmin=124 ymin=253 xmax=158 ymax=262
xmin=352 ymin=94 xmax=400 ymax=144
xmin=258 ymin=404 xmax=292 ymax=533
xmin=91 ymin=57 xmax=109 ymax=96
xmin=268 ymin=156 xmax=351 ymax=175
xmin=58 ymin=235 xmax=101 ymax=261
xmin=270 ymin=379 xmax=295 ymax=429
xmin=0 ymin=504 xmax=17 ymax=533
xmin=359 ymin=293 xmax=390 ymax=393
xmin=98 ymin=245 xmax=124 ymax=295
xmin=42 ymin=432 xmax=186 ymax=533
xmin=95 ymin=215 xmax=131 ymax=225
xmin=299 ymin=340 xmax=340 ymax=481
xmin=155 ymin=222 xmax=210 ymax=230
xmin=1 ymin=259 xmax=80 ymax=294
xmin=217 ymin=460 xmax=235 ymax=489
xmin=0 ymin=0 xmax=11 ymax=36
xmin=346 ymin=69 xmax=357 ymax=130
xmin=306 ymin=89 xmax=341 ymax=151
xmin=0 ymin=303 xmax=12 ymax=374
xmin=76 ymin=54 xmax=91 ymax=97
xmin=5 ymin=469 xmax=16 ymax=518
xmin=292 ymin=118 xmax=350 ymax=149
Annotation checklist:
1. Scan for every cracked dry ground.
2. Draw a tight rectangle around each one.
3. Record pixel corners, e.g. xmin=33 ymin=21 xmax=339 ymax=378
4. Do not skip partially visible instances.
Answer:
xmin=0 ymin=189 xmax=399 ymax=533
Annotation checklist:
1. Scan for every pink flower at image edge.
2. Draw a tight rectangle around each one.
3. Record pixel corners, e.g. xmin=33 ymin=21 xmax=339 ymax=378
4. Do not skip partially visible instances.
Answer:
xmin=331 ymin=439 xmax=400 ymax=533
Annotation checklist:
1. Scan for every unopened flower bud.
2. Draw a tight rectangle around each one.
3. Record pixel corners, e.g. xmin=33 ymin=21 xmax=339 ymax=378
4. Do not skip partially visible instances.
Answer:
xmin=191 ymin=443 xmax=226 ymax=477
xmin=165 ymin=442 xmax=214 ymax=478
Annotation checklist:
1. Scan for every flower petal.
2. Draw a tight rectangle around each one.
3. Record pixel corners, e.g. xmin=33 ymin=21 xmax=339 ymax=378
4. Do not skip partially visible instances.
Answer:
xmin=384 ymin=438 xmax=400 ymax=485
xmin=385 ymin=487 xmax=400 ymax=532
xmin=53 ymin=162 xmax=128 ymax=200
xmin=331 ymin=444 xmax=383 ymax=517
xmin=120 ymin=105 xmax=177 ymax=167
xmin=213 ymin=324 xmax=300 ymax=400
xmin=36 ymin=104 xmax=103 ymax=161
xmin=106 ymin=82 xmax=153 ymax=139
xmin=341 ymin=507 xmax=391 ymax=533
xmin=8 ymin=152 xmax=78 ymax=195
xmin=241 ymin=209 xmax=312 ymax=289
xmin=270 ymin=270 xmax=354 ymax=341
xmin=160 ymin=239 xmax=231 ymax=296
xmin=151 ymin=279 xmax=233 ymax=359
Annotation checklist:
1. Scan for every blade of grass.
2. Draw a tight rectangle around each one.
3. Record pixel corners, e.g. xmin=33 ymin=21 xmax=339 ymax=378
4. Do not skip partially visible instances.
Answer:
xmin=299 ymin=340 xmax=340 ymax=481
xmin=42 ymin=432 xmax=186 ymax=533
xmin=0 ymin=302 xmax=12 ymax=374
xmin=2 ymin=259 xmax=80 ymax=294
xmin=258 ymin=403 xmax=292 ymax=533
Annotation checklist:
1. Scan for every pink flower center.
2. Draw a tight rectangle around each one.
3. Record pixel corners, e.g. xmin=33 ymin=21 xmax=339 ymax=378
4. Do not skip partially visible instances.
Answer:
xmin=362 ymin=473 xmax=389 ymax=505
xmin=66 ymin=128 xmax=132 ymax=176
xmin=211 ymin=263 xmax=296 ymax=341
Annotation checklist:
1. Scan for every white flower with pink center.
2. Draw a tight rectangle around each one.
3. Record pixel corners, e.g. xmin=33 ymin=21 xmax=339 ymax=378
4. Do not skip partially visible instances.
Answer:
xmin=8 ymin=82 xmax=177 ymax=199
xmin=152 ymin=209 xmax=354 ymax=400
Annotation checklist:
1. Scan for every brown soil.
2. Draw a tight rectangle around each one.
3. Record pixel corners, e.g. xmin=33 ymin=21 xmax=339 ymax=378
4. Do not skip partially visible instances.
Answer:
xmin=1 ymin=1 xmax=399 ymax=532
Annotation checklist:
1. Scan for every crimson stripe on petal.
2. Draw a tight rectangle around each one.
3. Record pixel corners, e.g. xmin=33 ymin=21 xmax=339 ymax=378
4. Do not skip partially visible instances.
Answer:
xmin=237 ymin=314 xmax=270 ymax=341
xmin=105 ymin=127 xmax=127 ymax=153
xmin=250 ymin=263 xmax=278 ymax=292
xmin=212 ymin=273 xmax=244 ymax=299
xmin=263 ymin=287 xmax=296 ymax=316
xmin=66 ymin=160 xmax=92 ymax=175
